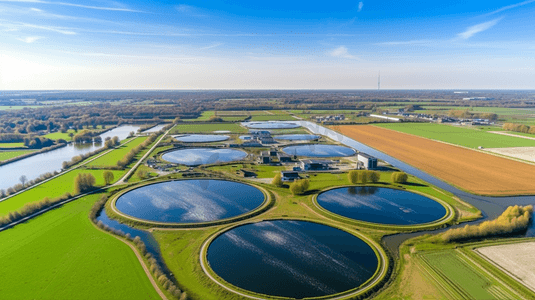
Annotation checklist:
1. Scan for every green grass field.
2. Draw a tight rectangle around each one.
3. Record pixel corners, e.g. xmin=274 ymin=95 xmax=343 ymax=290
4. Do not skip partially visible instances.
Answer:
xmin=86 ymin=137 xmax=147 ymax=168
xmin=375 ymin=123 xmax=535 ymax=148
xmin=43 ymin=129 xmax=77 ymax=141
xmin=0 ymin=193 xmax=160 ymax=299
xmin=250 ymin=115 xmax=297 ymax=121
xmin=208 ymin=164 xmax=287 ymax=178
xmin=0 ymin=169 xmax=125 ymax=216
xmin=419 ymin=250 xmax=519 ymax=299
xmin=171 ymin=123 xmax=247 ymax=134
xmin=0 ymin=150 xmax=35 ymax=161
xmin=0 ymin=143 xmax=25 ymax=148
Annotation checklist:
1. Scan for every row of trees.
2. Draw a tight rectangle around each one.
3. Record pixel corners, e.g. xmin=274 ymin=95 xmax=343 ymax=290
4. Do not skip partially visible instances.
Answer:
xmin=116 ymin=134 xmax=158 ymax=168
xmin=62 ymin=136 xmax=120 ymax=169
xmin=348 ymin=170 xmax=380 ymax=184
xmin=503 ymin=123 xmax=535 ymax=135
xmin=0 ymin=171 xmax=59 ymax=199
xmin=391 ymin=172 xmax=408 ymax=183
xmin=441 ymin=205 xmax=533 ymax=243
xmin=73 ymin=173 xmax=97 ymax=195
xmin=448 ymin=110 xmax=498 ymax=121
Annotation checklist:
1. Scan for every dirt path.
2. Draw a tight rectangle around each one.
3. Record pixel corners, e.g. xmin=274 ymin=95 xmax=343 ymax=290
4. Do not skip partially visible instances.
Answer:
xmin=489 ymin=131 xmax=535 ymax=141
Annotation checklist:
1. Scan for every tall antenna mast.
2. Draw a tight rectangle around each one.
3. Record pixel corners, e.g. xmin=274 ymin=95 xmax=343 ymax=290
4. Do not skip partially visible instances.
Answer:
xmin=378 ymin=71 xmax=380 ymax=90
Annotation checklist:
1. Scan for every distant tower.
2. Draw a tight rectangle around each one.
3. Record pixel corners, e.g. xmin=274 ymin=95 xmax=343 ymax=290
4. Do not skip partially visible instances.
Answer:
xmin=378 ymin=71 xmax=380 ymax=90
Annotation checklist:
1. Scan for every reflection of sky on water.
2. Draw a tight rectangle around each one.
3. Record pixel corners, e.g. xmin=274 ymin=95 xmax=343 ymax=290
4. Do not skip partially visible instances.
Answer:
xmin=282 ymin=144 xmax=355 ymax=157
xmin=208 ymin=220 xmax=377 ymax=298
xmin=115 ymin=180 xmax=264 ymax=223
xmin=161 ymin=148 xmax=246 ymax=166
xmin=274 ymin=134 xmax=320 ymax=141
xmin=174 ymin=134 xmax=229 ymax=143
xmin=243 ymin=121 xmax=300 ymax=129
xmin=317 ymin=187 xmax=446 ymax=225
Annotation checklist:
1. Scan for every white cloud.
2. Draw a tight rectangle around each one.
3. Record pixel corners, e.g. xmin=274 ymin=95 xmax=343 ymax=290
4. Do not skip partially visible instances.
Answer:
xmin=358 ymin=1 xmax=363 ymax=12
xmin=328 ymin=46 xmax=358 ymax=59
xmin=484 ymin=0 xmax=535 ymax=16
xmin=17 ymin=36 xmax=42 ymax=43
xmin=0 ymin=0 xmax=142 ymax=12
xmin=200 ymin=42 xmax=223 ymax=50
xmin=457 ymin=18 xmax=501 ymax=40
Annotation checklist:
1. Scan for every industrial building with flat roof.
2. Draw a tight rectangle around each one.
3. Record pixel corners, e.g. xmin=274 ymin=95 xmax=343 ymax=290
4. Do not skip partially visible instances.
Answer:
xmin=357 ymin=152 xmax=377 ymax=170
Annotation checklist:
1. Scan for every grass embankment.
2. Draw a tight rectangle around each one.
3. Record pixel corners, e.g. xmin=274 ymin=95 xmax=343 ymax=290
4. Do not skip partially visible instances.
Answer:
xmin=148 ymin=170 xmax=475 ymax=300
xmin=0 ymin=150 xmax=35 ymax=161
xmin=0 ymin=142 xmax=25 ymax=148
xmin=0 ymin=169 xmax=124 ymax=215
xmin=171 ymin=123 xmax=247 ymax=134
xmin=208 ymin=163 xmax=287 ymax=178
xmin=0 ymin=193 xmax=161 ymax=299
xmin=375 ymin=123 xmax=535 ymax=148
xmin=87 ymin=137 xmax=147 ymax=168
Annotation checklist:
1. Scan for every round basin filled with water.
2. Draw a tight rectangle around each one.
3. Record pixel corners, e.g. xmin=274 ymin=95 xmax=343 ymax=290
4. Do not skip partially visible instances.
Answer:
xmin=243 ymin=121 xmax=300 ymax=129
xmin=316 ymin=187 xmax=447 ymax=225
xmin=207 ymin=220 xmax=378 ymax=298
xmin=162 ymin=148 xmax=247 ymax=166
xmin=275 ymin=134 xmax=320 ymax=141
xmin=174 ymin=134 xmax=229 ymax=143
xmin=115 ymin=180 xmax=265 ymax=223
xmin=282 ymin=144 xmax=355 ymax=157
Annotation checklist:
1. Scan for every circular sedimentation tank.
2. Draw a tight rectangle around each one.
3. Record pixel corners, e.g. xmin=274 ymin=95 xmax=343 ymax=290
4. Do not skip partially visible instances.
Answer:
xmin=274 ymin=134 xmax=320 ymax=141
xmin=282 ymin=144 xmax=355 ymax=157
xmin=114 ymin=180 xmax=265 ymax=224
xmin=161 ymin=148 xmax=247 ymax=166
xmin=242 ymin=121 xmax=300 ymax=129
xmin=206 ymin=220 xmax=380 ymax=299
xmin=174 ymin=134 xmax=229 ymax=143
xmin=316 ymin=186 xmax=448 ymax=225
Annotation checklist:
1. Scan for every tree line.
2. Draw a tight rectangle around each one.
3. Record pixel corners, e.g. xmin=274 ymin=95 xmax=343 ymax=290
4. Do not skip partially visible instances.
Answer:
xmin=503 ymin=123 xmax=535 ymax=135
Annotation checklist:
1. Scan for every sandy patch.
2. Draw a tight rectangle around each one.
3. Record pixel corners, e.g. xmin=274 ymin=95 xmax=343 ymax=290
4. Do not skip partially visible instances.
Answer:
xmin=485 ymin=147 xmax=535 ymax=163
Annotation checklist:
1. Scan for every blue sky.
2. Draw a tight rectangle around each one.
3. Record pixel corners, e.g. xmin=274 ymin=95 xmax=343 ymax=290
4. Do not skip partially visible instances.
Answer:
xmin=0 ymin=0 xmax=534 ymax=89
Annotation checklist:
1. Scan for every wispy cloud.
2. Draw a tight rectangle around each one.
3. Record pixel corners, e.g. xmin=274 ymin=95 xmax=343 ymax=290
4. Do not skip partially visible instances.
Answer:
xmin=175 ymin=4 xmax=206 ymax=17
xmin=328 ymin=46 xmax=358 ymax=59
xmin=0 ymin=21 xmax=76 ymax=34
xmin=200 ymin=42 xmax=223 ymax=50
xmin=375 ymin=39 xmax=439 ymax=46
xmin=0 ymin=0 xmax=143 ymax=12
xmin=17 ymin=35 xmax=42 ymax=43
xmin=457 ymin=18 xmax=502 ymax=40
xmin=357 ymin=1 xmax=363 ymax=12
xmin=483 ymin=0 xmax=535 ymax=16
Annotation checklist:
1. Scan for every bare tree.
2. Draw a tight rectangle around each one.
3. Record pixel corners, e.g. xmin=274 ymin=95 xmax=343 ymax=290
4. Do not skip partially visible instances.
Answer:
xmin=19 ymin=175 xmax=27 ymax=186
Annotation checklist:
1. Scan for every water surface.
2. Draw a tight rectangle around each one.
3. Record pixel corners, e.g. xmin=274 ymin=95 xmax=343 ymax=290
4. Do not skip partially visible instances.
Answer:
xmin=317 ymin=187 xmax=447 ymax=225
xmin=242 ymin=121 xmax=300 ymax=129
xmin=115 ymin=180 xmax=265 ymax=223
xmin=174 ymin=134 xmax=229 ymax=143
xmin=207 ymin=220 xmax=378 ymax=298
xmin=275 ymin=134 xmax=320 ymax=141
xmin=161 ymin=148 xmax=247 ymax=166
xmin=282 ymin=144 xmax=355 ymax=157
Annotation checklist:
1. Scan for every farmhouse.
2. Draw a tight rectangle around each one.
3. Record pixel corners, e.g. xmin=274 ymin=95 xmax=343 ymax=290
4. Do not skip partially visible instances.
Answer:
xmin=357 ymin=152 xmax=377 ymax=170
xmin=300 ymin=159 xmax=332 ymax=171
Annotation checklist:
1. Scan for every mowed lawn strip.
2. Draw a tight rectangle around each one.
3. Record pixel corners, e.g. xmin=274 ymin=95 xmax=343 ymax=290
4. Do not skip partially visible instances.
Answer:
xmin=0 ymin=142 xmax=25 ymax=148
xmin=86 ymin=137 xmax=147 ymax=168
xmin=375 ymin=123 xmax=535 ymax=148
xmin=333 ymin=125 xmax=535 ymax=195
xmin=0 ymin=169 xmax=125 ymax=215
xmin=0 ymin=150 xmax=35 ymax=161
xmin=0 ymin=193 xmax=160 ymax=300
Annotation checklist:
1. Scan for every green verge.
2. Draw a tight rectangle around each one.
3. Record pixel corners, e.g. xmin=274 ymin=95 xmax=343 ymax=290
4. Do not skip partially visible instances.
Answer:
xmin=170 ymin=123 xmax=248 ymax=134
xmin=0 ymin=150 xmax=35 ymax=161
xmin=0 ymin=169 xmax=125 ymax=215
xmin=87 ymin=136 xmax=147 ymax=168
xmin=0 ymin=193 xmax=161 ymax=300
xmin=375 ymin=122 xmax=535 ymax=148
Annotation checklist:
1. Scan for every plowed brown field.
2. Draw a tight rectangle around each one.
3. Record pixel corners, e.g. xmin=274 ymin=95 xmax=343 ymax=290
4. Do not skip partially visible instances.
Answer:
xmin=334 ymin=125 xmax=535 ymax=196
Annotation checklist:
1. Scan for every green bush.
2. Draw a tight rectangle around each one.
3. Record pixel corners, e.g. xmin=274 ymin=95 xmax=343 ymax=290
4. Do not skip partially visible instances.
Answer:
xmin=391 ymin=172 xmax=408 ymax=183
xmin=272 ymin=173 xmax=283 ymax=187
xmin=289 ymin=179 xmax=309 ymax=195
xmin=348 ymin=170 xmax=380 ymax=184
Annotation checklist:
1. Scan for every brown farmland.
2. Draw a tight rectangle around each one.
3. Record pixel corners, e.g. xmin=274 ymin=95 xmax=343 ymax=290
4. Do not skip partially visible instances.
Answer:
xmin=333 ymin=125 xmax=535 ymax=196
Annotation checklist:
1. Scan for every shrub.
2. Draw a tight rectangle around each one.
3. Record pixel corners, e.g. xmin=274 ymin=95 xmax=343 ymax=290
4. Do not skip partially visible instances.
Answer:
xmin=348 ymin=170 xmax=358 ymax=184
xmin=289 ymin=179 xmax=309 ymax=195
xmin=272 ymin=173 xmax=283 ymax=187
xmin=391 ymin=172 xmax=408 ymax=183
xmin=369 ymin=171 xmax=380 ymax=183
xmin=103 ymin=171 xmax=114 ymax=185
xmin=73 ymin=173 xmax=96 ymax=194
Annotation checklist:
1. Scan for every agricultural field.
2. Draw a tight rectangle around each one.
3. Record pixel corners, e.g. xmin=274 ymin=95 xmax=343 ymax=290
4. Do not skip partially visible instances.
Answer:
xmin=170 ymin=123 xmax=248 ymax=134
xmin=477 ymin=241 xmax=535 ymax=291
xmin=375 ymin=123 xmax=535 ymax=148
xmin=417 ymin=250 xmax=521 ymax=299
xmin=86 ymin=137 xmax=147 ymax=168
xmin=0 ymin=169 xmax=125 ymax=215
xmin=43 ymin=129 xmax=77 ymax=141
xmin=0 ymin=150 xmax=35 ymax=161
xmin=334 ymin=125 xmax=535 ymax=195
xmin=0 ymin=193 xmax=161 ymax=299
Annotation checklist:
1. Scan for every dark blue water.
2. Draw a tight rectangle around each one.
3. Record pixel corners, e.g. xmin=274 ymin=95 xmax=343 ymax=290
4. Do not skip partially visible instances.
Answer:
xmin=317 ymin=187 xmax=447 ymax=225
xmin=161 ymin=148 xmax=247 ymax=166
xmin=242 ymin=121 xmax=300 ymax=129
xmin=282 ymin=144 xmax=356 ymax=157
xmin=275 ymin=134 xmax=320 ymax=141
xmin=115 ymin=180 xmax=265 ymax=223
xmin=174 ymin=134 xmax=229 ymax=143
xmin=207 ymin=220 xmax=378 ymax=298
